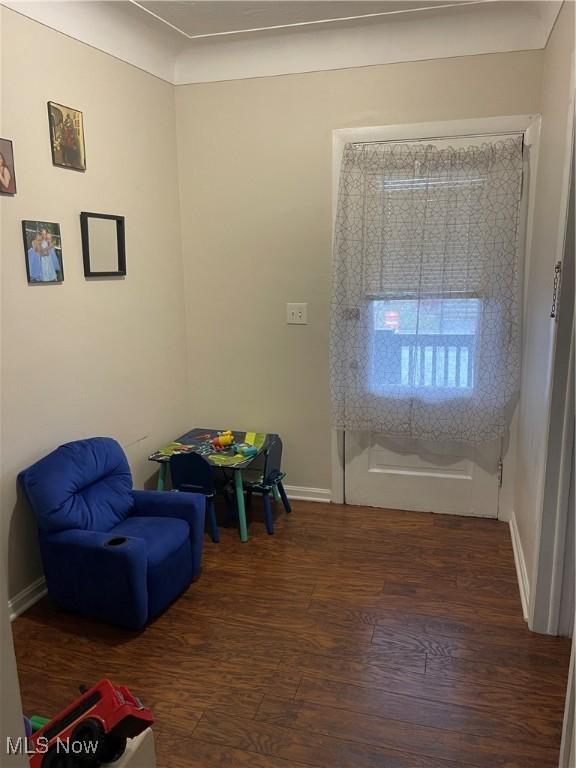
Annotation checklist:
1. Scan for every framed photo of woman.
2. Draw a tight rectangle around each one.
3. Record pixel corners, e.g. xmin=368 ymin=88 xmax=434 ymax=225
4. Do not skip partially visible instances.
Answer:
xmin=0 ymin=138 xmax=17 ymax=195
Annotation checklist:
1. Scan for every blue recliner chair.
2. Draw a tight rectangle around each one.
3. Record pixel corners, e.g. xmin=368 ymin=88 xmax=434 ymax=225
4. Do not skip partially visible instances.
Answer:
xmin=18 ymin=437 xmax=205 ymax=630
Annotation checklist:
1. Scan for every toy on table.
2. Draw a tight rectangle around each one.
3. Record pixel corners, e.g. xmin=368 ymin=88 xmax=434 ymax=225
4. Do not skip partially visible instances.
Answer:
xmin=28 ymin=678 xmax=154 ymax=768
xmin=211 ymin=430 xmax=234 ymax=451
xmin=235 ymin=443 xmax=258 ymax=458
xmin=211 ymin=432 xmax=259 ymax=459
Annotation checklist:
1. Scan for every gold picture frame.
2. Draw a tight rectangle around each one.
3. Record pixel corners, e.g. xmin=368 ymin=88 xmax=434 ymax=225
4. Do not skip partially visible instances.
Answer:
xmin=48 ymin=101 xmax=86 ymax=172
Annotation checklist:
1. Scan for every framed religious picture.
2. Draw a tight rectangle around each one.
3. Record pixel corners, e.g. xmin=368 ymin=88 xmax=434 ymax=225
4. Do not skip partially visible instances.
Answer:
xmin=22 ymin=220 xmax=64 ymax=284
xmin=0 ymin=138 xmax=17 ymax=195
xmin=47 ymin=101 xmax=86 ymax=171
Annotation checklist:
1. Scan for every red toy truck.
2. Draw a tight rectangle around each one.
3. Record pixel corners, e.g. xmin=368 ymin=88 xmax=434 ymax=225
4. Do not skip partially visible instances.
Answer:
xmin=29 ymin=679 xmax=154 ymax=767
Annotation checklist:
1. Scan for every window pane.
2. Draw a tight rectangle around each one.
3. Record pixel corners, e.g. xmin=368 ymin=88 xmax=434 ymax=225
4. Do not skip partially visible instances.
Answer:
xmin=371 ymin=298 xmax=480 ymax=394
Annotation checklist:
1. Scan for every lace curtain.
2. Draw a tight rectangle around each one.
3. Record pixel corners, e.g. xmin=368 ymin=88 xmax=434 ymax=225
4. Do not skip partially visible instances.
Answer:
xmin=330 ymin=137 xmax=524 ymax=443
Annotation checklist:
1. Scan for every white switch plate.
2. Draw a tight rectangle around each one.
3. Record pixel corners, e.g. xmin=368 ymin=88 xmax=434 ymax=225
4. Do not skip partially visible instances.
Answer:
xmin=287 ymin=302 xmax=308 ymax=324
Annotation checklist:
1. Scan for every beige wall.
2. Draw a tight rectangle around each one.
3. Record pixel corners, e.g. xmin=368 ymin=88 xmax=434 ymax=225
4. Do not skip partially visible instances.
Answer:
xmin=514 ymin=1 xmax=575 ymax=604
xmin=1 ymin=8 xmax=189 ymax=599
xmin=175 ymin=50 xmax=543 ymax=491
xmin=0 ymin=10 xmax=564 ymax=606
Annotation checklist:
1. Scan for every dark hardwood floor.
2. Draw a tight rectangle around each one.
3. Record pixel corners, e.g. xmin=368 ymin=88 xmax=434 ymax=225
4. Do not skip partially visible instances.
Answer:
xmin=12 ymin=502 xmax=571 ymax=767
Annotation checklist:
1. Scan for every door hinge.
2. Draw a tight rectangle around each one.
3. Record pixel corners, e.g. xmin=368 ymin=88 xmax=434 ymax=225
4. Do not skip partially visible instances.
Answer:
xmin=550 ymin=261 xmax=562 ymax=319
xmin=498 ymin=459 xmax=503 ymax=488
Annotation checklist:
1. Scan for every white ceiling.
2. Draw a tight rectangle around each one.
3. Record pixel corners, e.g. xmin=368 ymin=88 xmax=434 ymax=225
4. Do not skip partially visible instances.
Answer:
xmin=2 ymin=0 xmax=563 ymax=84
xmin=133 ymin=1 xmax=477 ymax=38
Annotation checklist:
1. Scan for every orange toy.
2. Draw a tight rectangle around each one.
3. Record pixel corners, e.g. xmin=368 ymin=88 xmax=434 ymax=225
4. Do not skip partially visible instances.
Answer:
xmin=211 ymin=431 xmax=234 ymax=450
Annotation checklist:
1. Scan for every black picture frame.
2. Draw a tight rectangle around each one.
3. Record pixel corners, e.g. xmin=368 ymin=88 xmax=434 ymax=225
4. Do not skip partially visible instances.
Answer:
xmin=80 ymin=212 xmax=126 ymax=278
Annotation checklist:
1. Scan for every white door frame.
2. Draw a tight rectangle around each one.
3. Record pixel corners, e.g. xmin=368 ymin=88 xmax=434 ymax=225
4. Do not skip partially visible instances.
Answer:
xmin=330 ymin=114 xmax=542 ymax=507
xmin=530 ymin=119 xmax=575 ymax=634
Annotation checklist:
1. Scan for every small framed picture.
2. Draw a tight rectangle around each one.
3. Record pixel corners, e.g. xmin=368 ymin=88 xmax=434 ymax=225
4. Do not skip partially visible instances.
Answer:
xmin=47 ymin=101 xmax=86 ymax=171
xmin=0 ymin=138 xmax=17 ymax=195
xmin=22 ymin=221 xmax=64 ymax=284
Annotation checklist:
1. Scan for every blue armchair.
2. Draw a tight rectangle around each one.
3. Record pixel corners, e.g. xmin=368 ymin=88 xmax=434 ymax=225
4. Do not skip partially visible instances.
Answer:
xmin=18 ymin=437 xmax=205 ymax=629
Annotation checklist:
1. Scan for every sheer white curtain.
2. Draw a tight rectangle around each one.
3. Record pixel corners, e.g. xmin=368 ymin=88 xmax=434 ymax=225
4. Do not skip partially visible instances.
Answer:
xmin=330 ymin=137 xmax=524 ymax=443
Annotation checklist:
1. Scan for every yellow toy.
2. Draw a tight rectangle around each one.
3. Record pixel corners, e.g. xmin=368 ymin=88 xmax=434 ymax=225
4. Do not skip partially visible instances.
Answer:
xmin=211 ymin=430 xmax=234 ymax=450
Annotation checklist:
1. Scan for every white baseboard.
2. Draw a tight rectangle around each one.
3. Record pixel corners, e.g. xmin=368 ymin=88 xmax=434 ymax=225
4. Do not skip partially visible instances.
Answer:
xmin=8 ymin=576 xmax=47 ymax=621
xmin=284 ymin=485 xmax=331 ymax=503
xmin=509 ymin=513 xmax=530 ymax=622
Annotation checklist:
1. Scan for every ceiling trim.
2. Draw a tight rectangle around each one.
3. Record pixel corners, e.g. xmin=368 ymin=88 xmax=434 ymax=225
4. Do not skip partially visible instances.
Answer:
xmin=129 ymin=0 xmax=488 ymax=41
xmin=174 ymin=1 xmax=561 ymax=85
xmin=1 ymin=1 xmax=562 ymax=86
xmin=1 ymin=0 xmax=182 ymax=83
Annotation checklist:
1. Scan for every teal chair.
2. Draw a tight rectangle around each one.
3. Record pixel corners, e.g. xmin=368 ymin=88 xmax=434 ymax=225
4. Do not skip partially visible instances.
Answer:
xmin=169 ymin=452 xmax=220 ymax=543
xmin=243 ymin=437 xmax=291 ymax=535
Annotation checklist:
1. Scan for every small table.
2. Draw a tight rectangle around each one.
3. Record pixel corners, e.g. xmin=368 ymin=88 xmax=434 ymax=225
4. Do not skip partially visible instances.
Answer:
xmin=149 ymin=428 xmax=275 ymax=543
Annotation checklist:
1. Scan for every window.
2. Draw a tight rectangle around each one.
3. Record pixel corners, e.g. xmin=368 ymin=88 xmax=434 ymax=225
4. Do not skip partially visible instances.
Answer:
xmin=371 ymin=298 xmax=480 ymax=392
xmin=330 ymin=135 xmax=524 ymax=441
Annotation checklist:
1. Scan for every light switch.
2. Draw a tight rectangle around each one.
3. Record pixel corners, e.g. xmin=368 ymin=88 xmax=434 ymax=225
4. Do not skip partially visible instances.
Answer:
xmin=287 ymin=302 xmax=308 ymax=325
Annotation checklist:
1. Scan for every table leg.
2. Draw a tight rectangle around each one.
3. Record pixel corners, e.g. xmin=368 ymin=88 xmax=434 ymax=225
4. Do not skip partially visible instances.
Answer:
xmin=234 ymin=470 xmax=248 ymax=542
xmin=157 ymin=463 xmax=167 ymax=491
